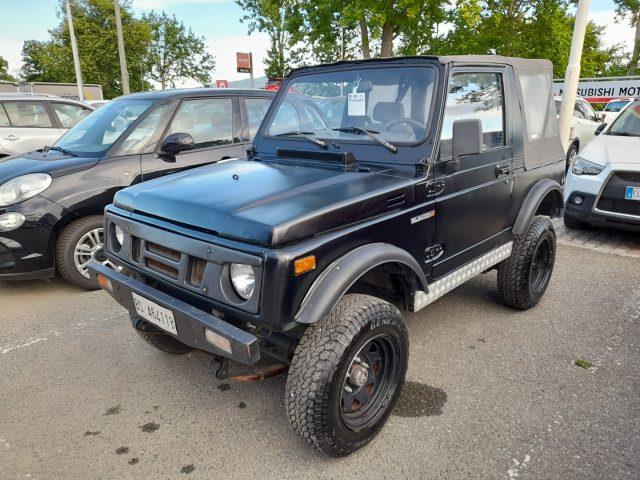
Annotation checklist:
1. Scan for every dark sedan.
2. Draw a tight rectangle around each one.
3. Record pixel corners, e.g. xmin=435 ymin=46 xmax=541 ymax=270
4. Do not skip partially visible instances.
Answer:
xmin=0 ymin=88 xmax=274 ymax=289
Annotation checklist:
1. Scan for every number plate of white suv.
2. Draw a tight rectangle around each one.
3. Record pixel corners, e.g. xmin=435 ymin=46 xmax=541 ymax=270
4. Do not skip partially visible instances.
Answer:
xmin=625 ymin=186 xmax=640 ymax=201
xmin=132 ymin=292 xmax=178 ymax=335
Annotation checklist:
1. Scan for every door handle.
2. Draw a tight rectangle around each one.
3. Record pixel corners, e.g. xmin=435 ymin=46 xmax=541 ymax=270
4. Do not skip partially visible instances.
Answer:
xmin=2 ymin=135 xmax=19 ymax=141
xmin=496 ymin=163 xmax=511 ymax=178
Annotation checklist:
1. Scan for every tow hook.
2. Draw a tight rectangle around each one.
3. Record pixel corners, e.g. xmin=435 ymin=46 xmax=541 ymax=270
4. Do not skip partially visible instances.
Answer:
xmin=210 ymin=355 xmax=288 ymax=382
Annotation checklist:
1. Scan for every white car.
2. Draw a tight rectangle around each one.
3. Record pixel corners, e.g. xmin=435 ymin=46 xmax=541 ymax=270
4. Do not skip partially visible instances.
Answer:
xmin=599 ymin=98 xmax=633 ymax=124
xmin=0 ymin=94 xmax=93 ymax=158
xmin=563 ymin=98 xmax=640 ymax=231
xmin=554 ymin=96 xmax=600 ymax=168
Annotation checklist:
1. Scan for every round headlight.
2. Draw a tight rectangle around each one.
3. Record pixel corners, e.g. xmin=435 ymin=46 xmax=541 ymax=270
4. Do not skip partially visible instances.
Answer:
xmin=0 ymin=173 xmax=52 ymax=207
xmin=114 ymin=224 xmax=124 ymax=247
xmin=0 ymin=212 xmax=25 ymax=232
xmin=229 ymin=263 xmax=255 ymax=300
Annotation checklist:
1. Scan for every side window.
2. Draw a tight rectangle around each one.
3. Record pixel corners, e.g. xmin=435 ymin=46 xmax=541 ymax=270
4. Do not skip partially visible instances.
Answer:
xmin=51 ymin=103 xmax=91 ymax=128
xmin=440 ymin=72 xmax=505 ymax=158
xmin=573 ymin=101 xmax=585 ymax=119
xmin=519 ymin=71 xmax=557 ymax=140
xmin=2 ymin=101 xmax=53 ymax=127
xmin=167 ymin=98 xmax=233 ymax=149
xmin=0 ymin=104 xmax=10 ymax=127
xmin=268 ymin=101 xmax=300 ymax=135
xmin=119 ymin=104 xmax=169 ymax=155
xmin=579 ymin=100 xmax=597 ymax=122
xmin=245 ymin=98 xmax=272 ymax=139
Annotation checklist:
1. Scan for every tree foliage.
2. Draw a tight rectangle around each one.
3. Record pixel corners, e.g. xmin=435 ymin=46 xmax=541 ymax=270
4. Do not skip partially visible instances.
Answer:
xmin=142 ymin=11 xmax=215 ymax=89
xmin=0 ymin=56 xmax=16 ymax=82
xmin=613 ymin=0 xmax=640 ymax=73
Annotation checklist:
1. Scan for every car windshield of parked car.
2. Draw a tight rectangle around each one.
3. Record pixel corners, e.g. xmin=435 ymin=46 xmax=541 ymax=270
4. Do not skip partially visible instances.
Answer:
xmin=264 ymin=66 xmax=436 ymax=145
xmin=604 ymin=100 xmax=629 ymax=112
xmin=56 ymin=99 xmax=155 ymax=155
xmin=607 ymin=101 xmax=640 ymax=137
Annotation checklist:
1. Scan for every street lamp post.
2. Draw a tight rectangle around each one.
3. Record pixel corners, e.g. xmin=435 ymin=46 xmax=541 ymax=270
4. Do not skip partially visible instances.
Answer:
xmin=114 ymin=0 xmax=130 ymax=95
xmin=65 ymin=1 xmax=84 ymax=101
xmin=558 ymin=0 xmax=592 ymax=151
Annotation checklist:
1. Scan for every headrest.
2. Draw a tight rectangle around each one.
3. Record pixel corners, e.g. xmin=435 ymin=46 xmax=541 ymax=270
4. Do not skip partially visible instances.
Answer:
xmin=372 ymin=102 xmax=405 ymax=123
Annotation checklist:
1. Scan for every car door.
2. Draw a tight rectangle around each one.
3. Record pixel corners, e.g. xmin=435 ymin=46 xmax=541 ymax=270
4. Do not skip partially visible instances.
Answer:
xmin=0 ymin=100 xmax=60 ymax=155
xmin=576 ymin=99 xmax=599 ymax=146
xmin=433 ymin=68 xmax=515 ymax=278
xmin=141 ymin=96 xmax=244 ymax=181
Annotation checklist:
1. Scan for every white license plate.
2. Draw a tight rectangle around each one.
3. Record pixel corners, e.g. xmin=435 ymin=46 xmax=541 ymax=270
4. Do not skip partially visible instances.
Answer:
xmin=132 ymin=292 xmax=177 ymax=335
xmin=625 ymin=186 xmax=640 ymax=201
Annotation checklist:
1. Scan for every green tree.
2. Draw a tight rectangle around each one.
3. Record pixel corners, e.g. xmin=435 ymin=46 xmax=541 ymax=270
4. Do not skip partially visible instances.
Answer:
xmin=142 ymin=11 xmax=215 ymax=89
xmin=613 ymin=0 xmax=640 ymax=74
xmin=21 ymin=0 xmax=152 ymax=98
xmin=0 ymin=56 xmax=16 ymax=82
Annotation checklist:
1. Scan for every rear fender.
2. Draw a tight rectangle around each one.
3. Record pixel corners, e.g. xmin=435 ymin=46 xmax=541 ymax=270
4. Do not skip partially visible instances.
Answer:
xmin=513 ymin=179 xmax=564 ymax=234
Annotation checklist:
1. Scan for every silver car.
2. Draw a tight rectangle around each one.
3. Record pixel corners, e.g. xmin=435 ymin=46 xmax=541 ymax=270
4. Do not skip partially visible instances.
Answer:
xmin=0 ymin=93 xmax=94 ymax=158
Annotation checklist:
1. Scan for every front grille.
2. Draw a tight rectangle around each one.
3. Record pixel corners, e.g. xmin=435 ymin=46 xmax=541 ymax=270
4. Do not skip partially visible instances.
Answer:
xmin=597 ymin=198 xmax=640 ymax=216
xmin=189 ymin=257 xmax=207 ymax=286
xmin=614 ymin=171 xmax=640 ymax=183
xmin=147 ymin=241 xmax=181 ymax=262
xmin=146 ymin=257 xmax=179 ymax=279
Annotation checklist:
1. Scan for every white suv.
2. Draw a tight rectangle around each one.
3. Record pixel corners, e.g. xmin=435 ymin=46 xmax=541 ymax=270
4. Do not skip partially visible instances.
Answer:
xmin=0 ymin=94 xmax=93 ymax=158
xmin=554 ymin=96 xmax=600 ymax=169
xmin=564 ymin=98 xmax=640 ymax=231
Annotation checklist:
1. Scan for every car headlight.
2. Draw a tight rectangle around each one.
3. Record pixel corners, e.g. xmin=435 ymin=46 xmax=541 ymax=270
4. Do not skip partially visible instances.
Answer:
xmin=571 ymin=157 xmax=604 ymax=176
xmin=229 ymin=263 xmax=255 ymax=300
xmin=0 ymin=173 xmax=53 ymax=206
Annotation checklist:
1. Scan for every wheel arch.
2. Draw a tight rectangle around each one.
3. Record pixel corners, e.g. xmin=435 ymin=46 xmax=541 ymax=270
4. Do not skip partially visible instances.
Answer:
xmin=513 ymin=179 xmax=564 ymax=235
xmin=294 ymin=243 xmax=428 ymax=325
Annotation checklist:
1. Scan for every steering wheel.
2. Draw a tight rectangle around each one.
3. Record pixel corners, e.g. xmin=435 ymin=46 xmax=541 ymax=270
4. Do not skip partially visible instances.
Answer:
xmin=383 ymin=118 xmax=425 ymax=139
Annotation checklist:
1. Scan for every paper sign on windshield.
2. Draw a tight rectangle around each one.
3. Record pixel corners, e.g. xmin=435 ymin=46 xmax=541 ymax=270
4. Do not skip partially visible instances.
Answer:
xmin=348 ymin=93 xmax=366 ymax=116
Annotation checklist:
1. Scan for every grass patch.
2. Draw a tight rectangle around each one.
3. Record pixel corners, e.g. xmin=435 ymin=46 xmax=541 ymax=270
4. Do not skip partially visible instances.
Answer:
xmin=575 ymin=357 xmax=593 ymax=369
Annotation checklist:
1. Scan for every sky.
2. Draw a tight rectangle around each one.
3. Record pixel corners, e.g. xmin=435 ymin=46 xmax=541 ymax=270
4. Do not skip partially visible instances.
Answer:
xmin=0 ymin=0 xmax=635 ymax=86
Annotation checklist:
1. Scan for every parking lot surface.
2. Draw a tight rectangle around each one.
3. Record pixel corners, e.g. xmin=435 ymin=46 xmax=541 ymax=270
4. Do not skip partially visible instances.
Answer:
xmin=1 ymin=240 xmax=639 ymax=479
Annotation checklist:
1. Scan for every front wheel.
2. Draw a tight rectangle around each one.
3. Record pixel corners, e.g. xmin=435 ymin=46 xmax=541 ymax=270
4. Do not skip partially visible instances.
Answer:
xmin=285 ymin=294 xmax=408 ymax=457
xmin=498 ymin=216 xmax=556 ymax=310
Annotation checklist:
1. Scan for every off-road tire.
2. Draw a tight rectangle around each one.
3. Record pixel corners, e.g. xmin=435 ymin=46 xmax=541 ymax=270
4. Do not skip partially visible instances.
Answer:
xmin=563 ymin=213 xmax=587 ymax=230
xmin=498 ymin=216 xmax=556 ymax=310
xmin=55 ymin=215 xmax=104 ymax=290
xmin=130 ymin=313 xmax=192 ymax=354
xmin=285 ymin=294 xmax=408 ymax=457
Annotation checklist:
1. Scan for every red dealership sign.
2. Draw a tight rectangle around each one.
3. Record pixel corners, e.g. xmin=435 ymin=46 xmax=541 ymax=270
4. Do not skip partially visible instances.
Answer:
xmin=215 ymin=80 xmax=228 ymax=88
xmin=236 ymin=52 xmax=253 ymax=73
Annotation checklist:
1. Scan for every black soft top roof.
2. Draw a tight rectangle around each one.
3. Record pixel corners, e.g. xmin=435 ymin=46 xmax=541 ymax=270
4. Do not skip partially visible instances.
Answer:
xmin=112 ymin=88 xmax=275 ymax=101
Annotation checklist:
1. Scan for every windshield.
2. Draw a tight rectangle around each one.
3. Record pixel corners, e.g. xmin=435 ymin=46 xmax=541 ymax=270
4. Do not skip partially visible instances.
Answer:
xmin=264 ymin=66 xmax=436 ymax=145
xmin=604 ymin=100 xmax=629 ymax=112
xmin=607 ymin=101 xmax=640 ymax=137
xmin=56 ymin=99 xmax=156 ymax=155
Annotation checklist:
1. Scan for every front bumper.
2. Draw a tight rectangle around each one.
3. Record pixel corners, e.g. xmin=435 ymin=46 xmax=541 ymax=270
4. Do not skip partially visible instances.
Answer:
xmin=88 ymin=262 xmax=261 ymax=365
xmin=565 ymin=191 xmax=640 ymax=231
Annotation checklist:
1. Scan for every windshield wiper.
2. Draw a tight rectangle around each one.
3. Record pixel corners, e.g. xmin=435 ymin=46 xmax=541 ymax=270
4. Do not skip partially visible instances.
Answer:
xmin=274 ymin=131 xmax=327 ymax=149
xmin=44 ymin=145 xmax=77 ymax=157
xmin=332 ymin=126 xmax=397 ymax=153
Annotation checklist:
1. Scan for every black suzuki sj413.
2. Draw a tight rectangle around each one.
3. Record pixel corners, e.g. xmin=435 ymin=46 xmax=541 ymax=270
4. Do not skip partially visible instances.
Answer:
xmin=90 ymin=56 xmax=565 ymax=457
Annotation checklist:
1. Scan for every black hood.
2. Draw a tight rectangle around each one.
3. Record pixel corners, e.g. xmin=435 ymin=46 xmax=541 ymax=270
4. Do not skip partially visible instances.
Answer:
xmin=114 ymin=160 xmax=414 ymax=247
xmin=0 ymin=150 xmax=99 ymax=182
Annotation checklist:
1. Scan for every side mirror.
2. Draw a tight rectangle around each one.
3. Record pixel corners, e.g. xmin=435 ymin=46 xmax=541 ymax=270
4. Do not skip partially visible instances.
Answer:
xmin=449 ymin=119 xmax=482 ymax=173
xmin=595 ymin=123 xmax=607 ymax=135
xmin=162 ymin=132 xmax=195 ymax=156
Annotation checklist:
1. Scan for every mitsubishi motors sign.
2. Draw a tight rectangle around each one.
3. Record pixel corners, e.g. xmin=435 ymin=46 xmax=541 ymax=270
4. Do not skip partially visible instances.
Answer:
xmin=554 ymin=77 xmax=640 ymax=104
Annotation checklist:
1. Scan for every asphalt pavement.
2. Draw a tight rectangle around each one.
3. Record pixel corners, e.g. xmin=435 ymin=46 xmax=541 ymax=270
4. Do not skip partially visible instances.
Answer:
xmin=1 ymin=242 xmax=639 ymax=479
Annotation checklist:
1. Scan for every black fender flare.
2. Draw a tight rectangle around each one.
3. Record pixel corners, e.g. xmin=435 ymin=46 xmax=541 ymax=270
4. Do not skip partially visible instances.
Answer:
xmin=294 ymin=243 xmax=428 ymax=325
xmin=513 ymin=179 xmax=564 ymax=235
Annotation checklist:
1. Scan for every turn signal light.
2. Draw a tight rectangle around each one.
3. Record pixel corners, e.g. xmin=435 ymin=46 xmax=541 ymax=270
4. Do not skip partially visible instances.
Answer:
xmin=96 ymin=273 xmax=112 ymax=292
xmin=294 ymin=255 xmax=316 ymax=275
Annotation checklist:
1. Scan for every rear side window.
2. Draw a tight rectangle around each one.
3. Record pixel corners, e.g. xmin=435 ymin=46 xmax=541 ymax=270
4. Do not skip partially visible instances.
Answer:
xmin=2 ymin=101 xmax=53 ymax=127
xmin=51 ymin=102 xmax=91 ymax=128
xmin=440 ymin=72 xmax=505 ymax=157
xmin=245 ymin=97 xmax=272 ymax=139
xmin=0 ymin=105 xmax=10 ymax=127
xmin=519 ymin=72 xmax=558 ymax=140
xmin=167 ymin=98 xmax=233 ymax=149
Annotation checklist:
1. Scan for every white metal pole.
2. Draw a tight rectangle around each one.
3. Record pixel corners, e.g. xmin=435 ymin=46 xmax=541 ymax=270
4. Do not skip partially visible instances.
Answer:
xmin=249 ymin=52 xmax=255 ymax=89
xmin=558 ymin=0 xmax=591 ymax=151
xmin=114 ymin=0 xmax=130 ymax=95
xmin=66 ymin=1 xmax=84 ymax=101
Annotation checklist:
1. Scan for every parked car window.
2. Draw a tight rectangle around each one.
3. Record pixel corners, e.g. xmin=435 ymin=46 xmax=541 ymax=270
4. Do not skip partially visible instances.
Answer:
xmin=56 ymin=99 xmax=155 ymax=155
xmin=604 ymin=100 xmax=629 ymax=112
xmin=2 ymin=101 xmax=52 ymax=127
xmin=578 ymin=100 xmax=597 ymax=122
xmin=269 ymin=100 xmax=300 ymax=135
xmin=519 ymin=72 xmax=557 ymax=140
xmin=245 ymin=98 xmax=272 ymax=139
xmin=0 ymin=105 xmax=9 ymax=127
xmin=119 ymin=104 xmax=170 ymax=155
xmin=51 ymin=102 xmax=92 ymax=128
xmin=572 ymin=101 xmax=585 ymax=119
xmin=440 ymin=72 xmax=505 ymax=158
xmin=167 ymin=98 xmax=233 ymax=149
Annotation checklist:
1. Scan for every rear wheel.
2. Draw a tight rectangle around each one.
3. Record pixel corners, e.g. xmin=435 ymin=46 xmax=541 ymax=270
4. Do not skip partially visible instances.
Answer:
xmin=498 ymin=216 xmax=556 ymax=310
xmin=285 ymin=294 xmax=408 ymax=457
xmin=130 ymin=313 xmax=192 ymax=354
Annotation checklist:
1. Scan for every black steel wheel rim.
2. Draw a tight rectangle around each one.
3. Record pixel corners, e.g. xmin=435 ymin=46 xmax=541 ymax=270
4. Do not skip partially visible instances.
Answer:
xmin=529 ymin=236 xmax=553 ymax=294
xmin=340 ymin=333 xmax=400 ymax=432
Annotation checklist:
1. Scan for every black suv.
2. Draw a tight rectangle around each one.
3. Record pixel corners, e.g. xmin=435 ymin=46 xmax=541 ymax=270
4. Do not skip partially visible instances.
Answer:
xmin=0 ymin=88 xmax=273 ymax=288
xmin=91 ymin=56 xmax=565 ymax=456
